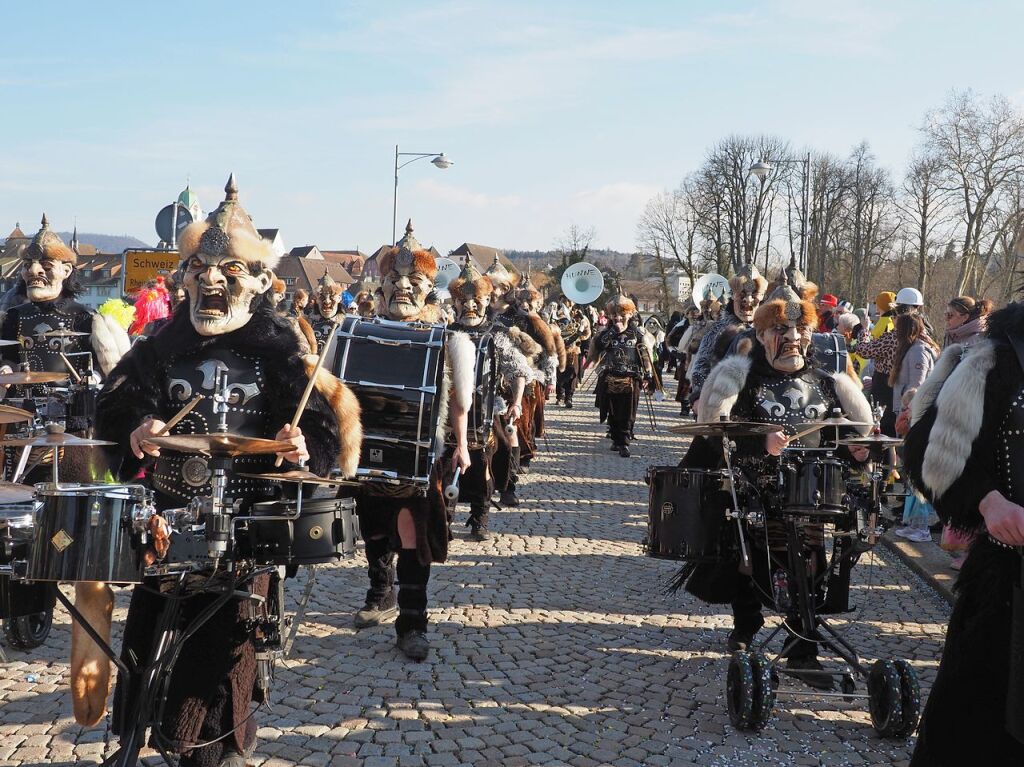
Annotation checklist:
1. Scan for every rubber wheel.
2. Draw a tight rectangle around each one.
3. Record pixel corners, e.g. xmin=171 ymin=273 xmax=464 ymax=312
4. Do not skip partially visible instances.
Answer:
xmin=727 ymin=651 xmax=755 ymax=730
xmin=867 ymin=660 xmax=904 ymax=737
xmin=749 ymin=652 xmax=775 ymax=730
xmin=892 ymin=659 xmax=921 ymax=738
xmin=3 ymin=608 xmax=53 ymax=650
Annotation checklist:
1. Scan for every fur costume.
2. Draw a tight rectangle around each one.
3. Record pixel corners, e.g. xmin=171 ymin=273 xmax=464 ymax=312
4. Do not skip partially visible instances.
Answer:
xmin=177 ymin=175 xmax=279 ymax=272
xmin=93 ymin=304 xmax=346 ymax=760
xmin=903 ymin=301 xmax=1024 ymax=766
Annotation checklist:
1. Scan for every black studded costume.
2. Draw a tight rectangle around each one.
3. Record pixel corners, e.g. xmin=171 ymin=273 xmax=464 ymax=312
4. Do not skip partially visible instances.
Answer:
xmin=95 ymin=306 xmax=340 ymax=766
xmin=590 ymin=324 xmax=654 ymax=450
xmin=904 ymin=303 xmax=1024 ymax=766
xmin=1 ymin=297 xmax=97 ymax=374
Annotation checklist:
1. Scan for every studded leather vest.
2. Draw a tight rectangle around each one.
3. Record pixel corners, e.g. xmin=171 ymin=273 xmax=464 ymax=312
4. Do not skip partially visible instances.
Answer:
xmin=4 ymin=299 xmax=94 ymax=374
xmin=599 ymin=328 xmax=644 ymax=377
xmin=309 ymin=314 xmax=338 ymax=351
xmin=152 ymin=348 xmax=277 ymax=506
xmin=997 ymin=382 xmax=1024 ymax=506
xmin=750 ymin=369 xmax=832 ymax=448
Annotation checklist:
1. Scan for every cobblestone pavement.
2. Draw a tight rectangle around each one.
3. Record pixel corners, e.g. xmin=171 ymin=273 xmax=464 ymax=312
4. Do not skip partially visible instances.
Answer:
xmin=0 ymin=383 xmax=951 ymax=766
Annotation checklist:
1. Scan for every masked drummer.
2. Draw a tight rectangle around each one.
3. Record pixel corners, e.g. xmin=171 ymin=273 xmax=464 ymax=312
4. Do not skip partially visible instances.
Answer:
xmin=588 ymin=291 xmax=655 ymax=457
xmin=73 ymin=176 xmax=359 ymax=767
xmin=0 ymin=215 xmax=129 ymax=382
xmin=447 ymin=257 xmax=533 ymax=540
xmin=352 ymin=221 xmax=474 ymax=662
xmin=309 ymin=270 xmax=345 ymax=353
xmin=677 ymin=284 xmax=872 ymax=688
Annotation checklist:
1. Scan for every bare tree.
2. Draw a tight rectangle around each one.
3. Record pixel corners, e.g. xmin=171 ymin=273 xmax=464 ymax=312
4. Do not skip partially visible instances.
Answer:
xmin=898 ymin=149 xmax=953 ymax=295
xmin=554 ymin=224 xmax=596 ymax=269
xmin=922 ymin=90 xmax=1024 ymax=294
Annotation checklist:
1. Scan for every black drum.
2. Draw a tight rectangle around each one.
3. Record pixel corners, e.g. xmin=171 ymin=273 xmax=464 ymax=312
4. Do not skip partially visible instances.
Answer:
xmin=332 ymin=316 xmax=447 ymax=486
xmin=645 ymin=466 xmax=732 ymax=561
xmin=812 ymin=332 xmax=850 ymax=375
xmin=781 ymin=455 xmax=849 ymax=518
xmin=0 ymin=500 xmax=36 ymax=577
xmin=242 ymin=497 xmax=356 ymax=566
xmin=26 ymin=484 xmax=148 ymax=583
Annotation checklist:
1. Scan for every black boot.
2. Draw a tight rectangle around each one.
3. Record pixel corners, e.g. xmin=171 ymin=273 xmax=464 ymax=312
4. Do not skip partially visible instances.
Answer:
xmin=499 ymin=446 xmax=520 ymax=507
xmin=354 ymin=538 xmax=396 ymax=628
xmin=468 ymin=502 xmax=490 ymax=541
xmin=395 ymin=549 xmax=430 ymax=662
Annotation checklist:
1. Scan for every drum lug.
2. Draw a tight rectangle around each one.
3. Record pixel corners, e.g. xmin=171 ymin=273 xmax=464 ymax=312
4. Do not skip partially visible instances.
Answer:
xmin=90 ymin=499 xmax=101 ymax=527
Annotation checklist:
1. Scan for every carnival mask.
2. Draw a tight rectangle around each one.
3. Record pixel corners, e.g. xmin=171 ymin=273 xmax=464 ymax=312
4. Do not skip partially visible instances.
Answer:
xmin=454 ymin=289 xmax=491 ymax=327
xmin=317 ymin=286 xmax=344 ymax=318
xmin=381 ymin=263 xmax=433 ymax=320
xmin=21 ymin=256 xmax=72 ymax=303
xmin=609 ymin=311 xmax=629 ymax=332
xmin=733 ymin=289 xmax=762 ymax=323
xmin=183 ymin=252 xmax=271 ymax=336
xmin=757 ymin=320 xmax=812 ymax=374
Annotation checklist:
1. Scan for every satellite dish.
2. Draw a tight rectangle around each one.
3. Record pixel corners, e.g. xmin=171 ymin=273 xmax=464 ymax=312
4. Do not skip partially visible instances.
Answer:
xmin=155 ymin=203 xmax=193 ymax=245
xmin=434 ymin=257 xmax=460 ymax=292
xmin=560 ymin=261 xmax=605 ymax=305
xmin=691 ymin=272 xmax=730 ymax=303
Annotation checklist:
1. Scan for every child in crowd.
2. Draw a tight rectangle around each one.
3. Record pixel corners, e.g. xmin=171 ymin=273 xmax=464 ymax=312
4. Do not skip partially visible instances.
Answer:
xmin=893 ymin=388 xmax=937 ymax=542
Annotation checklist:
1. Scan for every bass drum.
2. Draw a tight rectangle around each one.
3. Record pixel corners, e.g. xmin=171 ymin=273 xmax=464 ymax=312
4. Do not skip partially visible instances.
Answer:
xmin=242 ymin=497 xmax=357 ymax=566
xmin=645 ymin=466 xmax=734 ymax=562
xmin=333 ymin=317 xmax=447 ymax=487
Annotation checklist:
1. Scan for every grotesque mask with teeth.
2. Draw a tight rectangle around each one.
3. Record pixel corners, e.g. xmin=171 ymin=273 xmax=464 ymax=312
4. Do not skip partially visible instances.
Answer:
xmin=380 ymin=262 xmax=433 ymax=321
xmin=183 ymin=243 xmax=271 ymax=336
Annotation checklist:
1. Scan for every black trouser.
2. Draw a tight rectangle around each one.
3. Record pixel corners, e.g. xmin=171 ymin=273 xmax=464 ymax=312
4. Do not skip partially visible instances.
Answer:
xmin=606 ymin=381 xmax=639 ymax=446
xmin=871 ymin=370 xmax=896 ymax=437
xmin=556 ymin=365 xmax=577 ymax=404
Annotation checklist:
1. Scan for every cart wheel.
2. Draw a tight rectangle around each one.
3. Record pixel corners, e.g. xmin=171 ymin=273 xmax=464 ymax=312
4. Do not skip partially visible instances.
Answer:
xmin=749 ymin=652 xmax=775 ymax=730
xmin=867 ymin=660 xmax=904 ymax=737
xmin=840 ymin=673 xmax=857 ymax=701
xmin=3 ymin=609 xmax=53 ymax=650
xmin=726 ymin=651 xmax=755 ymax=730
xmin=892 ymin=660 xmax=921 ymax=738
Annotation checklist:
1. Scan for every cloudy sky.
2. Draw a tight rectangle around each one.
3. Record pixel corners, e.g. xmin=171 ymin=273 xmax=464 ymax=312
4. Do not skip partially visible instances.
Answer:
xmin=1 ymin=0 xmax=1020 ymax=254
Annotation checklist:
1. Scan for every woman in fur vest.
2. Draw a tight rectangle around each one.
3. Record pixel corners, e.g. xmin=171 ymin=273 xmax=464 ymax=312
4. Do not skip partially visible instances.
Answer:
xmin=74 ymin=177 xmax=360 ymax=767
xmin=904 ymin=300 xmax=1024 ymax=766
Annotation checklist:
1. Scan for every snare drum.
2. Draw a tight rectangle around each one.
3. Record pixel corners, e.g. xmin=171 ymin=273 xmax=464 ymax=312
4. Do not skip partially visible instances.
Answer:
xmin=26 ymin=483 xmax=148 ymax=583
xmin=333 ymin=316 xmax=447 ymax=486
xmin=645 ymin=466 xmax=733 ymax=561
xmin=241 ymin=497 xmax=356 ymax=566
xmin=781 ymin=454 xmax=849 ymax=518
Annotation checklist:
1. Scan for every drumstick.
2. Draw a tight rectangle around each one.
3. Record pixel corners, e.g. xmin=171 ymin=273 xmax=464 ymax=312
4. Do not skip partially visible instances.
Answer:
xmin=155 ymin=394 xmax=204 ymax=436
xmin=788 ymin=423 xmax=827 ymax=443
xmin=274 ymin=317 xmax=340 ymax=467
xmin=58 ymin=353 xmax=83 ymax=384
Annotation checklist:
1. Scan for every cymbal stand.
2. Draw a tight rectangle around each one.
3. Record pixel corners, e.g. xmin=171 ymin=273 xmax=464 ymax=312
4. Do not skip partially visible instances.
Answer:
xmin=720 ymin=436 xmax=751 ymax=572
xmin=205 ymin=369 xmax=233 ymax=568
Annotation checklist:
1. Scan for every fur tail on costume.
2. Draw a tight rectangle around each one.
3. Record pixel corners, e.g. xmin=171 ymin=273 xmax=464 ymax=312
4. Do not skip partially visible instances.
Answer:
xmin=70 ymin=582 xmax=114 ymax=726
xmin=666 ymin=561 xmax=738 ymax=604
xmin=303 ymin=357 xmax=363 ymax=477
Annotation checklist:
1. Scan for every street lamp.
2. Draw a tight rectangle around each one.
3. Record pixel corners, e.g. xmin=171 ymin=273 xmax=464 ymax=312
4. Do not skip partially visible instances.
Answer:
xmin=393 ymin=145 xmax=453 ymax=244
xmin=749 ymin=152 xmax=811 ymax=272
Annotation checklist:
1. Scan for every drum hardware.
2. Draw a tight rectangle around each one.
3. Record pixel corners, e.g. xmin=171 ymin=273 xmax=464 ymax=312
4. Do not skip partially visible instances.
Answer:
xmin=721 ymin=435 xmax=751 ymax=572
xmin=444 ymin=466 xmax=462 ymax=502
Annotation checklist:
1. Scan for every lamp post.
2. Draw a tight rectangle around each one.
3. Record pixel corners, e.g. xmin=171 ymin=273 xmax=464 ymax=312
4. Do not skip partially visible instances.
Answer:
xmin=750 ymin=152 xmax=811 ymax=273
xmin=393 ymin=145 xmax=453 ymax=245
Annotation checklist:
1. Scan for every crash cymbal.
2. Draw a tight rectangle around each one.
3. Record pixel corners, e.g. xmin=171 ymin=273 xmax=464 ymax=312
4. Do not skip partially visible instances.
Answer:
xmin=238 ymin=470 xmax=358 ymax=486
xmin=793 ymin=416 xmax=870 ymax=430
xmin=143 ymin=433 xmax=294 ymax=456
xmin=668 ymin=420 xmax=780 ymax=437
xmin=0 ymin=404 xmax=33 ymax=424
xmin=0 ymin=371 xmax=68 ymax=385
xmin=0 ymin=482 xmax=34 ymax=504
xmin=836 ymin=435 xmax=904 ymax=447
xmin=2 ymin=432 xmax=115 ymax=448
xmin=39 ymin=328 xmax=89 ymax=338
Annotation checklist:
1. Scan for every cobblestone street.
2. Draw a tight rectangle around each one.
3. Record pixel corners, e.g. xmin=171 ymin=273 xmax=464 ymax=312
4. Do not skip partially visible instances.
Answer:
xmin=0 ymin=386 xmax=952 ymax=767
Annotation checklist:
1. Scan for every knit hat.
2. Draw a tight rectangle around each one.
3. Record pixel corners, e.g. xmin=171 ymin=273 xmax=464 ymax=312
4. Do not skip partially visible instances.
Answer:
xmin=819 ymin=294 xmax=838 ymax=308
xmin=875 ymin=291 xmax=896 ymax=311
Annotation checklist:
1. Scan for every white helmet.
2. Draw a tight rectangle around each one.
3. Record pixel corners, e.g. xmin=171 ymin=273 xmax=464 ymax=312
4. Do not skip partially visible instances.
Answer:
xmin=895 ymin=287 xmax=924 ymax=307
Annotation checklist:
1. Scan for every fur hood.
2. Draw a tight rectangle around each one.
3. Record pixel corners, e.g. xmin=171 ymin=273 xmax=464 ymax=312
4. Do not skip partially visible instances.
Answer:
xmin=699 ymin=352 xmax=871 ymax=435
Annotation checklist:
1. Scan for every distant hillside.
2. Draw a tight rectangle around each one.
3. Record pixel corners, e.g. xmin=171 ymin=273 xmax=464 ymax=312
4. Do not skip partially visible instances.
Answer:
xmin=57 ymin=232 xmax=151 ymax=252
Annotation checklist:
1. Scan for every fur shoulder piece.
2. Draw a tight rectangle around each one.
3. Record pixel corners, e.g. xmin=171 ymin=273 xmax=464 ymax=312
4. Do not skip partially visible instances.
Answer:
xmin=302 ymin=356 xmax=362 ymax=477
xmin=919 ymin=339 xmax=998 ymax=498
xmin=508 ymin=326 xmax=542 ymax=362
xmin=295 ymin=316 xmax=316 ymax=355
xmin=911 ymin=342 xmax=967 ymax=425
xmin=552 ymin=328 xmax=567 ymax=372
xmin=698 ymin=355 xmax=752 ymax=422
xmin=523 ymin=312 xmax=557 ymax=357
xmin=829 ymin=369 xmax=872 ymax=435
xmin=91 ymin=313 xmax=131 ymax=377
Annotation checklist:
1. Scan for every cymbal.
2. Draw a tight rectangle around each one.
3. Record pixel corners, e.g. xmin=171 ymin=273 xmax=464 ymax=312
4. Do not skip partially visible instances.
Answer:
xmin=793 ymin=416 xmax=870 ymax=430
xmin=40 ymin=328 xmax=88 ymax=338
xmin=668 ymin=420 xmax=780 ymax=437
xmin=0 ymin=404 xmax=33 ymax=424
xmin=2 ymin=432 xmax=115 ymax=448
xmin=0 ymin=371 xmax=68 ymax=385
xmin=836 ymin=435 xmax=904 ymax=447
xmin=0 ymin=482 xmax=34 ymax=504
xmin=143 ymin=433 xmax=294 ymax=456
xmin=238 ymin=470 xmax=358 ymax=486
